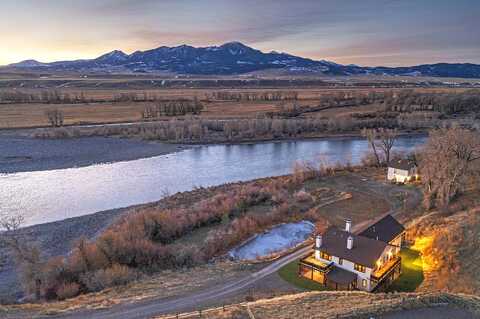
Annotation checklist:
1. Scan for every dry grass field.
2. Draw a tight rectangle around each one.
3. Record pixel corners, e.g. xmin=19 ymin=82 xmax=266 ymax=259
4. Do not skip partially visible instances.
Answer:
xmin=0 ymin=83 xmax=471 ymax=129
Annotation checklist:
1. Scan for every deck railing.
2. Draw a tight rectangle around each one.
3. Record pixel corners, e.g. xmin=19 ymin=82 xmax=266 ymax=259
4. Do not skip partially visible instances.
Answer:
xmin=371 ymin=256 xmax=401 ymax=282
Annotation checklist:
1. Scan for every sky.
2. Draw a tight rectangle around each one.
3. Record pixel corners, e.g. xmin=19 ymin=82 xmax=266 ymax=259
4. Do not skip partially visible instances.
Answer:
xmin=1 ymin=0 xmax=479 ymax=66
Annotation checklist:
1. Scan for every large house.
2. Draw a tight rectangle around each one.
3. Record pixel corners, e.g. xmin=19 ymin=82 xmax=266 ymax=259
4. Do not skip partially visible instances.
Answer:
xmin=387 ymin=159 xmax=418 ymax=183
xmin=298 ymin=214 xmax=405 ymax=292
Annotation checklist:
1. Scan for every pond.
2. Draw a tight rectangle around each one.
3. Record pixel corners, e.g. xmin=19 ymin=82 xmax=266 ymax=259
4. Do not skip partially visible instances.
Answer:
xmin=229 ymin=221 xmax=315 ymax=260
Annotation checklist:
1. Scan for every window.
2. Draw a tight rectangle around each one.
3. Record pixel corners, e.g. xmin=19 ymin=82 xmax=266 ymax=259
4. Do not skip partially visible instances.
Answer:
xmin=362 ymin=279 xmax=368 ymax=288
xmin=338 ymin=258 xmax=343 ymax=265
xmin=320 ymin=252 xmax=332 ymax=261
xmin=354 ymin=264 xmax=366 ymax=273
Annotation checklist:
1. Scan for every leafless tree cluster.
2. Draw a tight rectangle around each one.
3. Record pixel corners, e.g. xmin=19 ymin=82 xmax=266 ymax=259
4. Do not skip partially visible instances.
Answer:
xmin=207 ymin=91 xmax=299 ymax=101
xmin=112 ymin=92 xmax=154 ymax=102
xmin=384 ymin=89 xmax=480 ymax=115
xmin=34 ymin=115 xmax=407 ymax=142
xmin=361 ymin=128 xmax=399 ymax=166
xmin=45 ymin=109 xmax=64 ymax=127
xmin=419 ymin=127 xmax=480 ymax=209
xmin=142 ymin=97 xmax=203 ymax=119
xmin=317 ymin=91 xmax=385 ymax=108
xmin=0 ymin=90 xmax=89 ymax=104
xmin=0 ymin=214 xmax=43 ymax=300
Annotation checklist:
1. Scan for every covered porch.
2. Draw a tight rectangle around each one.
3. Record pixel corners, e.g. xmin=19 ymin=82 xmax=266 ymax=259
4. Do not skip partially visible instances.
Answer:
xmin=298 ymin=254 xmax=357 ymax=291
xmin=298 ymin=254 xmax=332 ymax=284
xmin=325 ymin=266 xmax=357 ymax=291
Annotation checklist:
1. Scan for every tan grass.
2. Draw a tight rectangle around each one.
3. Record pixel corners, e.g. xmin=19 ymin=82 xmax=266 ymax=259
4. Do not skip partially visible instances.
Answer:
xmin=155 ymin=291 xmax=480 ymax=319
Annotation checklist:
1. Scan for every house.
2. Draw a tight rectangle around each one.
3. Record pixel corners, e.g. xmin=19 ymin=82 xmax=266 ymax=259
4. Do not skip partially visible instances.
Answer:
xmin=387 ymin=159 xmax=418 ymax=183
xmin=298 ymin=215 xmax=405 ymax=292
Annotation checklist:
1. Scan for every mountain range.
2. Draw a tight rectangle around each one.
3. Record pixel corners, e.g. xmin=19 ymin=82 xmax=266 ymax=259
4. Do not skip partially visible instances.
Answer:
xmin=7 ymin=42 xmax=480 ymax=78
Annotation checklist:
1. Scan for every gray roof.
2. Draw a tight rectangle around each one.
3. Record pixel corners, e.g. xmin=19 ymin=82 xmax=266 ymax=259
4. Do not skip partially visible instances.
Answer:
xmin=388 ymin=159 xmax=416 ymax=171
xmin=326 ymin=266 xmax=357 ymax=284
xmin=319 ymin=227 xmax=388 ymax=268
xmin=357 ymin=214 xmax=405 ymax=244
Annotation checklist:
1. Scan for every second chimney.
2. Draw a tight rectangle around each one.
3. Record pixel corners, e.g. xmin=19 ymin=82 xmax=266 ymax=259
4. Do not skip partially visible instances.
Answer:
xmin=315 ymin=235 xmax=322 ymax=260
xmin=315 ymin=234 xmax=322 ymax=248
xmin=347 ymin=235 xmax=354 ymax=250
xmin=345 ymin=219 xmax=352 ymax=233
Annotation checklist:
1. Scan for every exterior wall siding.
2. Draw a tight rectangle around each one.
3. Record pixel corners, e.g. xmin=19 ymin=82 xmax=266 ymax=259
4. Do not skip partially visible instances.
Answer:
xmin=389 ymin=233 xmax=403 ymax=253
xmin=387 ymin=167 xmax=418 ymax=183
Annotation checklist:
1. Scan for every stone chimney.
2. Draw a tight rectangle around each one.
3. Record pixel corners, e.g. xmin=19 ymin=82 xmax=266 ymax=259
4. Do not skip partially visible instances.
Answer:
xmin=345 ymin=219 xmax=352 ymax=233
xmin=347 ymin=235 xmax=354 ymax=250
xmin=314 ymin=234 xmax=322 ymax=260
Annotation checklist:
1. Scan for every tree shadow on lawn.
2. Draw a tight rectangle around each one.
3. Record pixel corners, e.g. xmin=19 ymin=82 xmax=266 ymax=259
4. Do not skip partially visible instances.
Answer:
xmin=387 ymin=248 xmax=424 ymax=292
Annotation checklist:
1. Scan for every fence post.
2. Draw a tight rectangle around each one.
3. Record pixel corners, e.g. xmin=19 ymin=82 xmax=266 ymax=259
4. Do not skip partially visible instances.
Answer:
xmin=199 ymin=309 xmax=202 ymax=317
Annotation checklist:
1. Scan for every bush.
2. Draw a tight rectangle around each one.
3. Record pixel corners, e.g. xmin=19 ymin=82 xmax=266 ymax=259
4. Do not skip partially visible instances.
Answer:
xmin=81 ymin=264 xmax=137 ymax=292
xmin=294 ymin=190 xmax=313 ymax=203
xmin=55 ymin=282 xmax=80 ymax=300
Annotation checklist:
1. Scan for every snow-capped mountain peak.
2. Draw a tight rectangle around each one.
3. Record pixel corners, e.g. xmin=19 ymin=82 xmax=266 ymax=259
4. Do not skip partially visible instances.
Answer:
xmin=6 ymin=42 xmax=480 ymax=78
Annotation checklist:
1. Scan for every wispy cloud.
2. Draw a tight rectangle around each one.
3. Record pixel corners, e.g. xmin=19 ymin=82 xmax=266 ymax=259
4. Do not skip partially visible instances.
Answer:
xmin=0 ymin=0 xmax=479 ymax=65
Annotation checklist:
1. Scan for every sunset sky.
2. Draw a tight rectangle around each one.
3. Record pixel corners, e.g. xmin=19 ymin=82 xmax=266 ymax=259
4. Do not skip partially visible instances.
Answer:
xmin=1 ymin=0 xmax=479 ymax=66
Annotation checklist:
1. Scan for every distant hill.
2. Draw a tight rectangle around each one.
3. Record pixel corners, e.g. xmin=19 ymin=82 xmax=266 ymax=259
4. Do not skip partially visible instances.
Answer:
xmin=7 ymin=42 xmax=480 ymax=78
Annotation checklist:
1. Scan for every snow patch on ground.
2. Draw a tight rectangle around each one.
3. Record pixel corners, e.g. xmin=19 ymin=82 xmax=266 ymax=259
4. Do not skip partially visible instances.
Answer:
xmin=229 ymin=221 xmax=315 ymax=260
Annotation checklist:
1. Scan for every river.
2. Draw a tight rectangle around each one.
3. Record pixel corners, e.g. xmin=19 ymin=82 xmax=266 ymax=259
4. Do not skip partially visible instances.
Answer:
xmin=0 ymin=136 xmax=426 ymax=226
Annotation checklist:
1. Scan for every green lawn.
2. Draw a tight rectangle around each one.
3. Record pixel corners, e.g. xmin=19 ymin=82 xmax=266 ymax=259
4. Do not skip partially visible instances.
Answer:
xmin=387 ymin=248 xmax=424 ymax=292
xmin=278 ymin=249 xmax=424 ymax=293
xmin=277 ymin=258 xmax=330 ymax=291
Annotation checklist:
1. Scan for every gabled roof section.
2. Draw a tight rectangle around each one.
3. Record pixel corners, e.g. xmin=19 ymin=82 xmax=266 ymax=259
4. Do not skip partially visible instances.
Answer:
xmin=319 ymin=227 xmax=388 ymax=268
xmin=356 ymin=214 xmax=405 ymax=244
xmin=388 ymin=159 xmax=416 ymax=171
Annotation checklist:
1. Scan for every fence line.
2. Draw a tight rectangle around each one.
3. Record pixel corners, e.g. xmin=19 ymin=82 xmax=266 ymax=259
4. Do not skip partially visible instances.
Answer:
xmin=160 ymin=302 xmax=249 ymax=319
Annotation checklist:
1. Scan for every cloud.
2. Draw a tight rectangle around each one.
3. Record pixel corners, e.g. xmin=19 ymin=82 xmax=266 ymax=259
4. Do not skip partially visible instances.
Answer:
xmin=1 ymin=0 xmax=479 ymax=65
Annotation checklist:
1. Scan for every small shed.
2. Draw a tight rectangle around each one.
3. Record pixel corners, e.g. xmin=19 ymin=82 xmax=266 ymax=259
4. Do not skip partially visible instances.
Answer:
xmin=387 ymin=159 xmax=418 ymax=183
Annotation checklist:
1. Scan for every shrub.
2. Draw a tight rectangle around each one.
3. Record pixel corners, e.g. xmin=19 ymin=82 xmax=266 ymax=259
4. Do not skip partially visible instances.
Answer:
xmin=81 ymin=264 xmax=137 ymax=292
xmin=55 ymin=282 xmax=80 ymax=300
xmin=294 ymin=190 xmax=313 ymax=203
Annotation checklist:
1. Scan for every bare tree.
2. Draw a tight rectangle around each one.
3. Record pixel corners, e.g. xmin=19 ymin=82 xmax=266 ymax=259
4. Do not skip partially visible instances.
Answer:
xmin=377 ymin=128 xmax=398 ymax=165
xmin=0 ymin=213 xmax=43 ymax=300
xmin=419 ymin=127 xmax=480 ymax=209
xmin=362 ymin=128 xmax=398 ymax=166
xmin=362 ymin=128 xmax=381 ymax=166
xmin=45 ymin=109 xmax=64 ymax=127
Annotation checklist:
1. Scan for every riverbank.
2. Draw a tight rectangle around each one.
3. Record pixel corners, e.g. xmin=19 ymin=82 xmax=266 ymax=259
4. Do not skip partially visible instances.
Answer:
xmin=0 ymin=206 xmax=131 ymax=302
xmin=0 ymin=183 xmax=218 ymax=302
xmin=0 ymin=135 xmax=189 ymax=174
